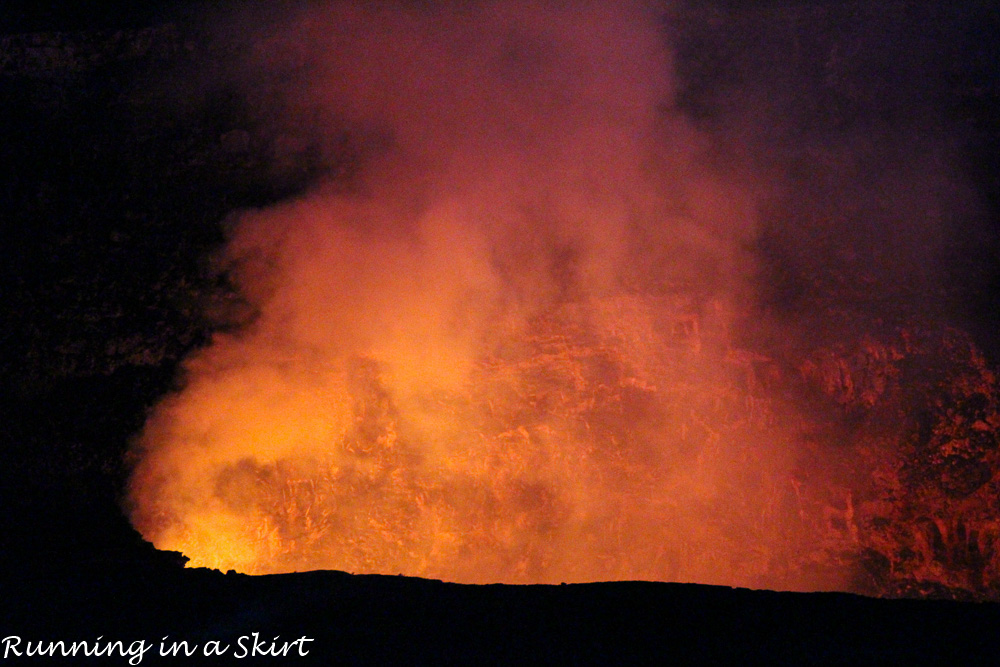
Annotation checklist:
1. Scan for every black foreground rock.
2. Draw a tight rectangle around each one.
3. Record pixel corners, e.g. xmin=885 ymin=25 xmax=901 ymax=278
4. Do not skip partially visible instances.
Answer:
xmin=3 ymin=562 xmax=1000 ymax=664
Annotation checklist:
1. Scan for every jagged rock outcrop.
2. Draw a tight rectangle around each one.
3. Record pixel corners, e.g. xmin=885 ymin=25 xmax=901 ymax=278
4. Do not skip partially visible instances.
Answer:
xmin=799 ymin=326 xmax=1000 ymax=599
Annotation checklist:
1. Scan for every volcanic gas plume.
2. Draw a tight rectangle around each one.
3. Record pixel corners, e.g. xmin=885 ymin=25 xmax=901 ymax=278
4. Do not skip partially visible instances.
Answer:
xmin=129 ymin=1 xmax=993 ymax=594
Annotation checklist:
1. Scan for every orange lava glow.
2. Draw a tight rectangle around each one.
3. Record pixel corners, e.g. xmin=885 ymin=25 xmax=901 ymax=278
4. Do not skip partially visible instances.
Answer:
xmin=131 ymin=291 xmax=839 ymax=589
xmin=127 ymin=0 xmax=869 ymax=591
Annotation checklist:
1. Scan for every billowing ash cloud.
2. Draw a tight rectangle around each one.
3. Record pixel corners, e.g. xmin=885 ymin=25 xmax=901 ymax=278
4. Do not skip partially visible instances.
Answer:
xmin=128 ymin=0 xmax=985 ymax=591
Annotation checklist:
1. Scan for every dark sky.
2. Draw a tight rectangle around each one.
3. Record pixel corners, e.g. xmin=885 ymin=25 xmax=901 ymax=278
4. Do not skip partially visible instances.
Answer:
xmin=0 ymin=0 xmax=210 ymax=32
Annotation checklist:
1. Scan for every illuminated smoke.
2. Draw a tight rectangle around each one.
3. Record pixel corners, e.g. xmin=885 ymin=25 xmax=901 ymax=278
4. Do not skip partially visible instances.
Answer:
xmin=128 ymin=0 xmax=981 ymax=591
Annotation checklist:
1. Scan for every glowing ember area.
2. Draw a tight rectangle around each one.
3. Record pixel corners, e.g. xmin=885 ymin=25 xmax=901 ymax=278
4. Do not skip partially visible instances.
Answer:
xmin=128 ymin=1 xmax=1000 ymax=595
xmin=132 ymin=294 xmax=830 ymax=587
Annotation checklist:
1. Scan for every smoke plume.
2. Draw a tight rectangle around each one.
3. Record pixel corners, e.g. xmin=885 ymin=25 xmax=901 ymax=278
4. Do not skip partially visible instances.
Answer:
xmin=129 ymin=0 xmax=983 ymax=591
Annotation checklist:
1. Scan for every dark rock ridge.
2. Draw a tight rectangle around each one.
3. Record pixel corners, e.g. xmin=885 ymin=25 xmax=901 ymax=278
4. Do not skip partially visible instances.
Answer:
xmin=4 ymin=561 xmax=1000 ymax=664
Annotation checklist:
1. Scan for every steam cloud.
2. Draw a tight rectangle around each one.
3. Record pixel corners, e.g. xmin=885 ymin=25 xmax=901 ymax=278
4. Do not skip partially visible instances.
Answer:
xmin=129 ymin=0 xmax=981 ymax=590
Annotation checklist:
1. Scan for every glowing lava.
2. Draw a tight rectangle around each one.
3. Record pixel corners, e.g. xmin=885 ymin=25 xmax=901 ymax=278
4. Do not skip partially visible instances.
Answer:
xmin=128 ymin=0 xmax=994 ymax=595
xmin=126 ymin=0 xmax=830 ymax=590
